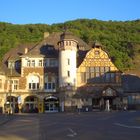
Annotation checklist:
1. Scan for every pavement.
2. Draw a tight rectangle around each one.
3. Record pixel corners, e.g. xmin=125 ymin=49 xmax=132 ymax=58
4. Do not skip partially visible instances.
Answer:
xmin=0 ymin=114 xmax=13 ymax=125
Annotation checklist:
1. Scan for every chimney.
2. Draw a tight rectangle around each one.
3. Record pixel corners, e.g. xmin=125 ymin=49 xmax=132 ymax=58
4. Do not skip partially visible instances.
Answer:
xmin=44 ymin=32 xmax=49 ymax=39
xmin=24 ymin=47 xmax=28 ymax=54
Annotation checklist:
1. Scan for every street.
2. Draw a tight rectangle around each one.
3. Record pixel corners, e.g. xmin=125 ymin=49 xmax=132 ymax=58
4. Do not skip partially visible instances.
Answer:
xmin=0 ymin=111 xmax=140 ymax=140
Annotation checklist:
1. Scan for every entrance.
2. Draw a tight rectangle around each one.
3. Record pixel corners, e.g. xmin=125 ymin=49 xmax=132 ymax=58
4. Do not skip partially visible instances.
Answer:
xmin=92 ymin=97 xmax=114 ymax=111
xmin=5 ymin=96 xmax=19 ymax=113
xmin=44 ymin=96 xmax=59 ymax=112
xmin=24 ymin=96 xmax=38 ymax=113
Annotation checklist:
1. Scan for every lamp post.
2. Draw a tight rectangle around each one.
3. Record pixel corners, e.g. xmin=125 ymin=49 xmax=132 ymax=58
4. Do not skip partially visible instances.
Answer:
xmin=9 ymin=61 xmax=13 ymax=114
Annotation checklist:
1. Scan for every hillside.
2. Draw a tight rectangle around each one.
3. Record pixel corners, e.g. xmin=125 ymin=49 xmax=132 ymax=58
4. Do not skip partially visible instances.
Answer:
xmin=0 ymin=19 xmax=140 ymax=72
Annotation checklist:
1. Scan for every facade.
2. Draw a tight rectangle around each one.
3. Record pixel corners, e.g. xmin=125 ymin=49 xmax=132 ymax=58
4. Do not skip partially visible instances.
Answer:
xmin=0 ymin=31 xmax=136 ymax=113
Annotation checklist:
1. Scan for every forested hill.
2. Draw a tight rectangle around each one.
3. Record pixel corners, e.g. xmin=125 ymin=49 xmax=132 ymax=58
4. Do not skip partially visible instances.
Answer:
xmin=0 ymin=19 xmax=140 ymax=71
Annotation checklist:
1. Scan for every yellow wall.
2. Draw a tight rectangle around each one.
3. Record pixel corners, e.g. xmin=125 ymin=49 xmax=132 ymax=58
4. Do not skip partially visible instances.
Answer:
xmin=77 ymin=47 xmax=119 ymax=86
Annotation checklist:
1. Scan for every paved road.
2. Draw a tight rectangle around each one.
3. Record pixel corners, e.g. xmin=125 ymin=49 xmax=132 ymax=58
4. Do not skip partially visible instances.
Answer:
xmin=0 ymin=114 xmax=14 ymax=125
xmin=0 ymin=111 xmax=140 ymax=140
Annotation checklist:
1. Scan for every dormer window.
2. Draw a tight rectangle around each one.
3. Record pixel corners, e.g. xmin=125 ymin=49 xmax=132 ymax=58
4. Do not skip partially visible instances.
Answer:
xmin=48 ymin=47 xmax=53 ymax=50
xmin=8 ymin=61 xmax=15 ymax=69
xmin=15 ymin=61 xmax=21 ymax=69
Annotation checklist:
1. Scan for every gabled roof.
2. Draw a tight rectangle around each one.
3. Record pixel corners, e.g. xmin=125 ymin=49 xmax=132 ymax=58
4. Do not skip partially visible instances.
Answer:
xmin=0 ymin=32 xmax=90 ymax=75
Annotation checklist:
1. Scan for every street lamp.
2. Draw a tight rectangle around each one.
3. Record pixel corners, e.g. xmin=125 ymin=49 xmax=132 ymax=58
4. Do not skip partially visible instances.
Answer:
xmin=8 ymin=61 xmax=13 ymax=114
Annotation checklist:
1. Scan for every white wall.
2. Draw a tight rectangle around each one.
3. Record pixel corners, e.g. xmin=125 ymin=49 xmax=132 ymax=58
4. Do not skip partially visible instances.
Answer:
xmin=59 ymin=50 xmax=77 ymax=87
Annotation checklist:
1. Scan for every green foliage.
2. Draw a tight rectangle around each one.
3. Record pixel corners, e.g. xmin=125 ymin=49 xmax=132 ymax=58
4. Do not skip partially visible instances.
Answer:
xmin=0 ymin=19 xmax=140 ymax=70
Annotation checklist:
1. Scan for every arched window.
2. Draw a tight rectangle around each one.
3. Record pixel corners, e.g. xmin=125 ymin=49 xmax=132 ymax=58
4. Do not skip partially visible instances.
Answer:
xmin=28 ymin=75 xmax=40 ymax=90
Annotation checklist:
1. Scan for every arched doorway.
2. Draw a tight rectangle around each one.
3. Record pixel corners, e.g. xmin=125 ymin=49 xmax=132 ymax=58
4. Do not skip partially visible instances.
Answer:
xmin=44 ymin=96 xmax=59 ymax=112
xmin=5 ymin=96 xmax=19 ymax=113
xmin=24 ymin=96 xmax=38 ymax=113
xmin=101 ymin=87 xmax=118 ymax=111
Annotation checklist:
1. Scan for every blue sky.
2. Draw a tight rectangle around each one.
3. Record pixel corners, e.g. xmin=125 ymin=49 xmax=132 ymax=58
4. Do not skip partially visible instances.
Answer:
xmin=0 ymin=0 xmax=140 ymax=24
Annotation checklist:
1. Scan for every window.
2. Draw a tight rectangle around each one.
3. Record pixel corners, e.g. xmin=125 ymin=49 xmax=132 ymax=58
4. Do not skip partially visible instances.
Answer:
xmin=44 ymin=59 xmax=49 ymax=67
xmin=95 ymin=67 xmax=100 ymax=73
xmin=110 ymin=73 xmax=115 ymax=83
xmin=15 ymin=61 xmax=21 ymax=69
xmin=31 ymin=60 xmax=35 ymax=67
xmin=94 ymin=50 xmax=100 ymax=56
xmin=28 ymin=75 xmax=39 ymax=90
xmin=67 ymin=59 xmax=70 ymax=65
xmin=81 ymin=72 xmax=86 ymax=83
xmin=11 ymin=80 xmax=19 ymax=90
xmin=90 ymin=67 xmax=95 ymax=72
xmin=61 ymin=42 xmax=64 ymax=47
xmin=44 ymin=58 xmax=58 ymax=67
xmin=94 ymin=67 xmax=100 ymax=78
xmin=89 ymin=67 xmax=94 ymax=78
xmin=44 ymin=74 xmax=56 ymax=91
xmin=27 ymin=60 xmax=31 ymax=67
xmin=38 ymin=60 xmax=43 ymax=67
xmin=14 ymin=80 xmax=18 ymax=90
xmin=100 ymin=67 xmax=105 ymax=73
xmin=66 ymin=41 xmax=68 ymax=46
xmin=67 ymin=71 xmax=70 ymax=77
xmin=29 ymin=83 xmax=39 ymax=90
xmin=44 ymin=83 xmax=56 ymax=90
xmin=105 ymin=73 xmax=111 ymax=83
xmin=48 ymin=83 xmax=52 ymax=89
xmin=86 ymin=73 xmax=90 ymax=80
xmin=52 ymin=83 xmax=55 ymax=89
xmin=48 ymin=47 xmax=53 ymax=50
xmin=105 ymin=67 xmax=110 ymax=72
xmin=8 ymin=61 xmax=14 ymax=69
xmin=49 ymin=59 xmax=57 ymax=67
xmin=44 ymin=83 xmax=47 ymax=89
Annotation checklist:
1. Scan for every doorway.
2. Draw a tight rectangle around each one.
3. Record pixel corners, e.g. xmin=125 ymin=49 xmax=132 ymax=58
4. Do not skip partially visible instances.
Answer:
xmin=24 ymin=96 xmax=38 ymax=113
xmin=44 ymin=96 xmax=59 ymax=112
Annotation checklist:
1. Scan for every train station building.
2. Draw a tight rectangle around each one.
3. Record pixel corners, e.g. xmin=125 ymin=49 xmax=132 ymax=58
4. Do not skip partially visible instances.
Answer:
xmin=0 ymin=32 xmax=139 ymax=113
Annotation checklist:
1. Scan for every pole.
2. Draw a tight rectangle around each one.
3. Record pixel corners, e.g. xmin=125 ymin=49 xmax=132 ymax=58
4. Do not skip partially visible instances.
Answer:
xmin=9 ymin=62 xmax=13 ymax=114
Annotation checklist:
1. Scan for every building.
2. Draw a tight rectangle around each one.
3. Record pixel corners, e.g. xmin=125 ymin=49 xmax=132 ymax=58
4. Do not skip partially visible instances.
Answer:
xmin=0 ymin=31 xmax=138 ymax=113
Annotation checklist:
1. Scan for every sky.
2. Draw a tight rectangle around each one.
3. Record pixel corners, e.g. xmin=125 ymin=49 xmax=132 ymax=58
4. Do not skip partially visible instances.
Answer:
xmin=0 ymin=0 xmax=140 ymax=25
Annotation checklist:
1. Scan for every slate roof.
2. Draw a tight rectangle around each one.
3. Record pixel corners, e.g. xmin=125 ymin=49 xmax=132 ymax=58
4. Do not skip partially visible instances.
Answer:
xmin=75 ymin=84 xmax=123 ymax=98
xmin=122 ymin=74 xmax=140 ymax=93
xmin=0 ymin=32 xmax=90 ymax=76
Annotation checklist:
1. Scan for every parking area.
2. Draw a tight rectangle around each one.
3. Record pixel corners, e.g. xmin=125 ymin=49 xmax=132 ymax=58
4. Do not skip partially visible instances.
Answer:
xmin=0 ymin=111 xmax=140 ymax=140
